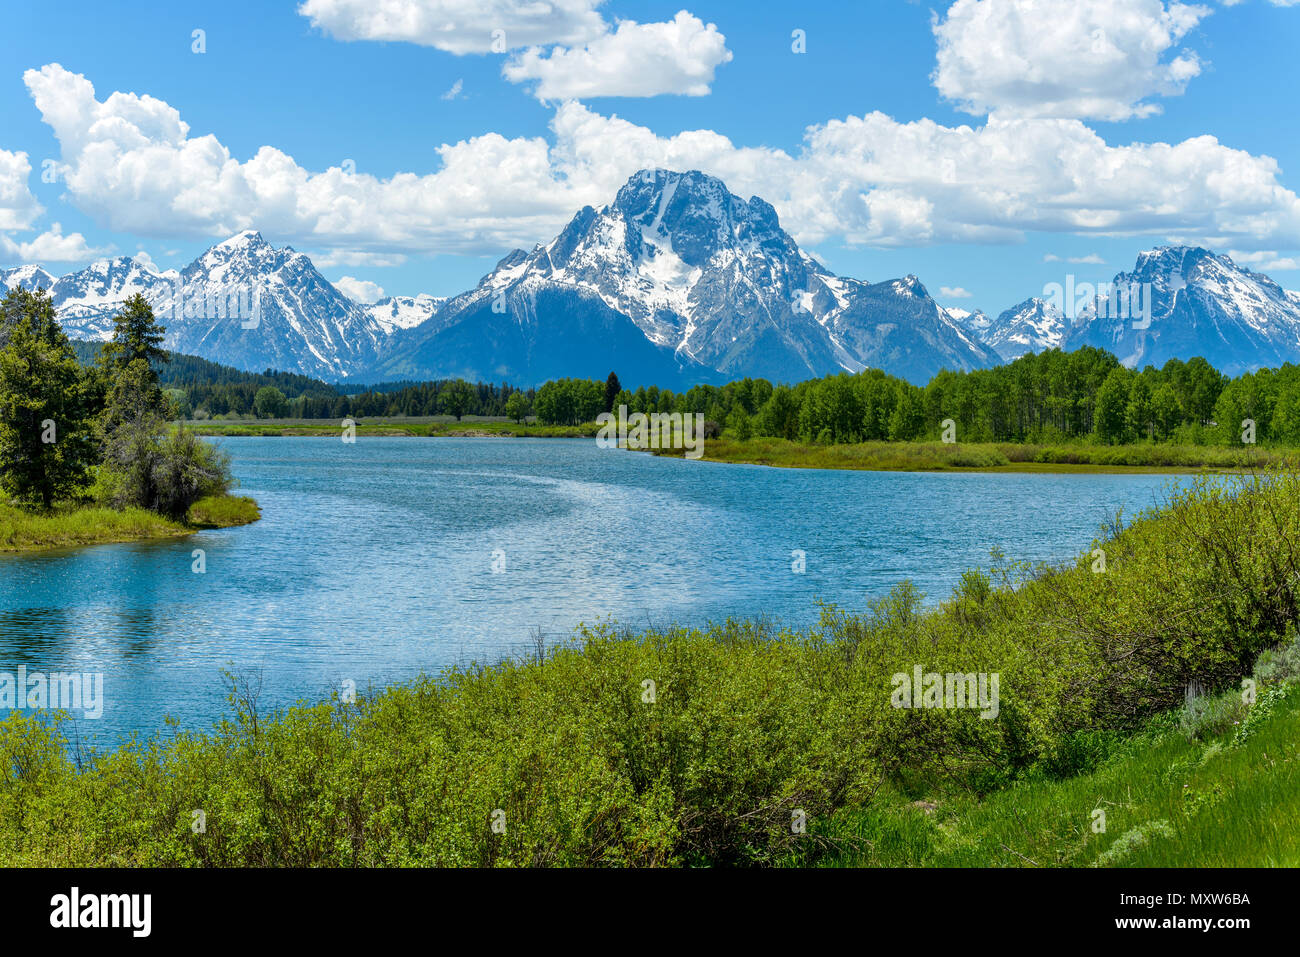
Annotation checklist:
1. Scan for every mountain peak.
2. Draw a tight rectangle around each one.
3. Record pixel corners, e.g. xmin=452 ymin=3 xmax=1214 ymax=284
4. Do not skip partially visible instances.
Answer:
xmin=1062 ymin=245 xmax=1300 ymax=374
xmin=0 ymin=263 xmax=58 ymax=291
xmin=218 ymin=230 xmax=268 ymax=249
xmin=1132 ymin=245 xmax=1220 ymax=276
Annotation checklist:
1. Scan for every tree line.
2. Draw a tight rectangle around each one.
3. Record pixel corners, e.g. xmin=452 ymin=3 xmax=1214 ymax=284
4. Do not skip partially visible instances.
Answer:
xmin=2 ymin=289 xmax=231 ymax=514
xmin=59 ymin=324 xmax=1300 ymax=445
xmin=530 ymin=348 xmax=1300 ymax=446
xmin=68 ymin=342 xmax=538 ymax=423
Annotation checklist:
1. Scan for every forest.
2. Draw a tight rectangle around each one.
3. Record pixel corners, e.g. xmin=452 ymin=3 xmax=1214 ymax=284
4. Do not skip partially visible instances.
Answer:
xmin=67 ymin=335 xmax=1300 ymax=447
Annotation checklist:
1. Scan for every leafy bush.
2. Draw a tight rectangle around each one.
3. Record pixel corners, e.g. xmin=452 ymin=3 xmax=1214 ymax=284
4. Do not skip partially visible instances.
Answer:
xmin=149 ymin=429 xmax=233 ymax=520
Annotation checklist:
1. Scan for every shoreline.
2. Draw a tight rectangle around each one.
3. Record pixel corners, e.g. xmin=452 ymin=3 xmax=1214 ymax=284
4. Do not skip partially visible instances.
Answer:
xmin=187 ymin=420 xmax=598 ymax=439
xmin=656 ymin=436 xmax=1290 ymax=475
xmin=0 ymin=494 xmax=261 ymax=554
xmin=185 ymin=422 xmax=1290 ymax=475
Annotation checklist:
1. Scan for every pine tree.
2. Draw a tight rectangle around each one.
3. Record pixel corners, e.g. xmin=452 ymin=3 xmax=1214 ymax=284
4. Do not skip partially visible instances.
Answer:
xmin=99 ymin=293 xmax=169 ymax=383
xmin=0 ymin=288 xmax=97 ymax=508
xmin=100 ymin=296 xmax=170 ymax=432
xmin=604 ymin=371 xmax=621 ymax=413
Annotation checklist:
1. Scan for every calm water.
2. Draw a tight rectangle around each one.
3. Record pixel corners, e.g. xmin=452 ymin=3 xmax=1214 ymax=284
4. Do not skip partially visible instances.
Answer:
xmin=0 ymin=437 xmax=1181 ymax=744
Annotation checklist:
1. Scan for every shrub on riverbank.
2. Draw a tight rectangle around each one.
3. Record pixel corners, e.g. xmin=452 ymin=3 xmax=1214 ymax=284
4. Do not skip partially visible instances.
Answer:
xmin=0 ymin=470 xmax=1296 ymax=866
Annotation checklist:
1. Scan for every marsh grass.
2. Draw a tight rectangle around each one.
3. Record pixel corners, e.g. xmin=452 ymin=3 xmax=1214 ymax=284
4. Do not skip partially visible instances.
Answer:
xmin=806 ymin=682 xmax=1300 ymax=868
xmin=186 ymin=494 xmax=260 ymax=528
xmin=0 ymin=493 xmax=260 ymax=552
xmin=681 ymin=437 xmax=1294 ymax=473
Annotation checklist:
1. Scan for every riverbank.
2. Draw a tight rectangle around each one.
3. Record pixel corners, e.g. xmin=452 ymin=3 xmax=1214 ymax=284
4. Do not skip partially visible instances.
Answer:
xmin=0 ymin=494 xmax=261 ymax=553
xmin=664 ymin=436 xmax=1292 ymax=473
xmin=190 ymin=420 xmax=1293 ymax=474
xmin=0 ymin=469 xmax=1294 ymax=866
xmin=187 ymin=417 xmax=600 ymax=438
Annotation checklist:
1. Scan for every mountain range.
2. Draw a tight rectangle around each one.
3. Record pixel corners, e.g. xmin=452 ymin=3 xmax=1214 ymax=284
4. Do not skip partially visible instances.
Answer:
xmin=3 ymin=170 xmax=1300 ymax=385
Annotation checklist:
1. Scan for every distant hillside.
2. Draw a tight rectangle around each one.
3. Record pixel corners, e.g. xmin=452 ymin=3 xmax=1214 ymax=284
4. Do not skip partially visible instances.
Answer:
xmin=69 ymin=339 xmax=341 ymax=396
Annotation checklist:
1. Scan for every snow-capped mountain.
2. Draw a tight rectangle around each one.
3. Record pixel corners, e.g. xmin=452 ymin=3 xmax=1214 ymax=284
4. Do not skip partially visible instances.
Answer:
xmin=977 ymin=297 xmax=1067 ymax=361
xmin=163 ymin=232 xmax=386 ymax=378
xmin=366 ymin=294 xmax=447 ymax=335
xmin=13 ymin=182 xmax=1299 ymax=387
xmin=0 ymin=264 xmax=58 ymax=295
xmin=18 ymin=232 xmax=388 ymax=379
xmin=1061 ymin=247 xmax=1300 ymax=374
xmin=44 ymin=257 xmax=179 ymax=340
xmin=946 ymin=308 xmax=991 ymax=337
xmin=376 ymin=169 xmax=998 ymax=386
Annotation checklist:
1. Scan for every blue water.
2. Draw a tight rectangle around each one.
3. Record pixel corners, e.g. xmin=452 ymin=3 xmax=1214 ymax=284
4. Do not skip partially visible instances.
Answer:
xmin=0 ymin=437 xmax=1182 ymax=745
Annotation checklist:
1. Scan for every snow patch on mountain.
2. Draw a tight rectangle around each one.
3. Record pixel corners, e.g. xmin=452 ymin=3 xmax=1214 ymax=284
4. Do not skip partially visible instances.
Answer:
xmin=365 ymin=294 xmax=447 ymax=334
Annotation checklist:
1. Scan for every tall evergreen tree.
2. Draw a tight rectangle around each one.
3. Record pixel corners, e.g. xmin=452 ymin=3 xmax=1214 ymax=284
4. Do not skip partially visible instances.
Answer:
xmin=100 ymin=296 xmax=170 ymax=431
xmin=0 ymin=288 xmax=97 ymax=508
xmin=604 ymin=371 xmax=621 ymax=413
xmin=99 ymin=293 xmax=169 ymax=384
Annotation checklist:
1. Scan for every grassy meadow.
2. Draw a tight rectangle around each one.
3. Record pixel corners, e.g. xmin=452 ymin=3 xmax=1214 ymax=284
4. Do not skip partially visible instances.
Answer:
xmin=187 ymin=414 xmax=1298 ymax=474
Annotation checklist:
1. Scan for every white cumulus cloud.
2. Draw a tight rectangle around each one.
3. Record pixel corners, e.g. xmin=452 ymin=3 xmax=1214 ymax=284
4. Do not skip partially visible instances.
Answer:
xmin=933 ymin=0 xmax=1212 ymax=121
xmin=333 ymin=275 xmax=386 ymax=302
xmin=297 ymin=0 xmax=607 ymax=54
xmin=503 ymin=11 xmax=732 ymax=99
xmin=1227 ymin=249 xmax=1300 ymax=271
xmin=1 ymin=223 xmax=110 ymax=263
xmin=0 ymin=149 xmax=43 ymax=231
xmin=19 ymin=64 xmax=1300 ymax=264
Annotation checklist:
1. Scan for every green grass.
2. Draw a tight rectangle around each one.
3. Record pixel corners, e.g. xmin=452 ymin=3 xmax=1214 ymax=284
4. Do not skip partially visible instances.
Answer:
xmin=186 ymin=494 xmax=260 ymax=528
xmin=675 ymin=436 xmax=1294 ymax=473
xmin=805 ymin=680 xmax=1300 ymax=867
xmin=0 ymin=494 xmax=260 ymax=552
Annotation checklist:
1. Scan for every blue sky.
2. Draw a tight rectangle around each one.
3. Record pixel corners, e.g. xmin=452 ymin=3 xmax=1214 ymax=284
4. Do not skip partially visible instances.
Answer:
xmin=1 ymin=0 xmax=1298 ymax=316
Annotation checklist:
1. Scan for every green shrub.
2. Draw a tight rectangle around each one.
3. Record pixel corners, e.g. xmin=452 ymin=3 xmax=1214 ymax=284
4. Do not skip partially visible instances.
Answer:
xmin=149 ymin=429 xmax=233 ymax=520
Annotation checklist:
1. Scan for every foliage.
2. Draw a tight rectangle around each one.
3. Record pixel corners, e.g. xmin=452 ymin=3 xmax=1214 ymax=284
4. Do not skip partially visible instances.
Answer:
xmin=604 ymin=371 xmax=621 ymax=413
xmin=97 ymin=293 xmax=169 ymax=383
xmin=438 ymin=379 xmax=475 ymax=420
xmin=534 ymin=377 xmax=605 ymax=425
xmin=252 ymin=386 xmax=289 ymax=419
xmin=504 ymin=391 xmax=531 ymax=423
xmin=0 ymin=289 xmax=98 ymax=507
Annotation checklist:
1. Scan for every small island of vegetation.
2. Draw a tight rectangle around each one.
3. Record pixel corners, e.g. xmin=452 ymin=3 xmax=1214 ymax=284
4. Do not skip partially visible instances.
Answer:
xmin=0 ymin=288 xmax=257 ymax=552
